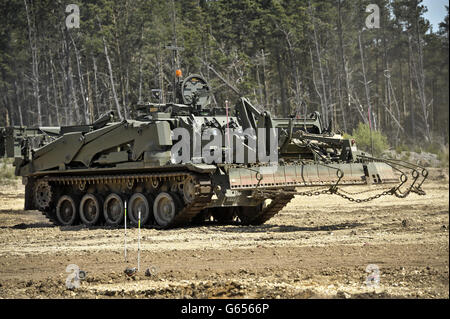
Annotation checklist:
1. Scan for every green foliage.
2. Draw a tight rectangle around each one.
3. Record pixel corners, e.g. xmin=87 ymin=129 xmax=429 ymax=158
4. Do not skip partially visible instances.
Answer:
xmin=395 ymin=144 xmax=410 ymax=154
xmin=437 ymin=146 xmax=449 ymax=167
xmin=423 ymin=142 xmax=443 ymax=155
xmin=401 ymin=152 xmax=411 ymax=162
xmin=346 ymin=123 xmax=390 ymax=156
xmin=0 ymin=0 xmax=447 ymax=147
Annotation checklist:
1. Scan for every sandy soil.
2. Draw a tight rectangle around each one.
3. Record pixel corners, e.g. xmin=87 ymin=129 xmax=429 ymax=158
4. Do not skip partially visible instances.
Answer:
xmin=0 ymin=168 xmax=448 ymax=299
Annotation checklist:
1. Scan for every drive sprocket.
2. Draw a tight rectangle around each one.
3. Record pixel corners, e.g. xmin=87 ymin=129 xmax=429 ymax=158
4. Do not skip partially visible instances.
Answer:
xmin=34 ymin=180 xmax=53 ymax=210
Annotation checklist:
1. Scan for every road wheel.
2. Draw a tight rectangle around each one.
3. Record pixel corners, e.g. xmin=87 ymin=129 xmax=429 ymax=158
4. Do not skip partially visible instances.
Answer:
xmin=103 ymin=193 xmax=124 ymax=226
xmin=80 ymin=194 xmax=102 ymax=226
xmin=128 ymin=193 xmax=152 ymax=226
xmin=56 ymin=195 xmax=78 ymax=226
xmin=153 ymin=192 xmax=178 ymax=227
xmin=182 ymin=176 xmax=196 ymax=203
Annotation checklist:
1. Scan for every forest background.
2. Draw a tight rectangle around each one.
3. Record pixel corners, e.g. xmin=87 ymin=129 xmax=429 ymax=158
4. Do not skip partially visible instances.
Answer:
xmin=0 ymin=0 xmax=448 ymax=158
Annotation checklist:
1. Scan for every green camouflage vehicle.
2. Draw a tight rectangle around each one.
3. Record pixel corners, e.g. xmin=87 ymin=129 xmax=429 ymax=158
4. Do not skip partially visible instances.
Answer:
xmin=0 ymin=74 xmax=428 ymax=228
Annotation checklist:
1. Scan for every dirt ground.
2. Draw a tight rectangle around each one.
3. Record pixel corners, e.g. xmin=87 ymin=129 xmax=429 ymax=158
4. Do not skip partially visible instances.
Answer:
xmin=0 ymin=168 xmax=448 ymax=299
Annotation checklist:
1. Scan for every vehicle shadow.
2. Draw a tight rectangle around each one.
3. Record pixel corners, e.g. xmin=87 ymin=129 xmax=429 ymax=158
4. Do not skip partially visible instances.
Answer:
xmin=73 ymin=221 xmax=366 ymax=232
xmin=0 ymin=209 xmax=33 ymax=215
xmin=0 ymin=222 xmax=54 ymax=229
xmin=206 ymin=221 xmax=365 ymax=233
xmin=0 ymin=192 xmax=24 ymax=199
xmin=1 ymin=220 xmax=364 ymax=233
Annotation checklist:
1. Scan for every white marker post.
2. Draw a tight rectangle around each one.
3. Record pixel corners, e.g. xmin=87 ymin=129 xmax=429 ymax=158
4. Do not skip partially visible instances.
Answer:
xmin=124 ymin=201 xmax=127 ymax=263
xmin=225 ymin=100 xmax=231 ymax=161
xmin=137 ymin=209 xmax=141 ymax=272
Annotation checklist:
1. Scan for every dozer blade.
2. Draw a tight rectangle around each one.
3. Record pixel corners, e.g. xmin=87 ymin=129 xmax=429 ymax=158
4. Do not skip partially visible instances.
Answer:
xmin=229 ymin=162 xmax=398 ymax=190
xmin=365 ymin=162 xmax=399 ymax=184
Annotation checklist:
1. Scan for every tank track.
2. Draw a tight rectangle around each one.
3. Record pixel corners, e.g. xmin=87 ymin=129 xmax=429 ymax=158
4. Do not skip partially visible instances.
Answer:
xmin=29 ymin=180 xmax=60 ymax=225
xmin=165 ymin=176 xmax=213 ymax=228
xmin=33 ymin=173 xmax=294 ymax=228
xmin=36 ymin=171 xmax=213 ymax=228
xmin=247 ymin=194 xmax=295 ymax=225
xmin=41 ymin=172 xmax=192 ymax=185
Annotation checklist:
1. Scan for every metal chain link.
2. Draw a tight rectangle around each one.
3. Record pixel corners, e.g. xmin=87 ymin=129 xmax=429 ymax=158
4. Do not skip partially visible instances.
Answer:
xmin=336 ymin=185 xmax=388 ymax=196
xmin=295 ymin=188 xmax=331 ymax=197
xmin=290 ymin=186 xmax=394 ymax=203
xmin=332 ymin=188 xmax=396 ymax=203
xmin=254 ymin=180 xmax=426 ymax=203
xmin=290 ymin=183 xmax=426 ymax=203
xmin=411 ymin=186 xmax=426 ymax=196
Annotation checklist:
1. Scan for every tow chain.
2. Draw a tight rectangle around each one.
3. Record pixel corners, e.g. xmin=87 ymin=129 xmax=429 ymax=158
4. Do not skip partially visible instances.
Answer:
xmin=256 ymin=180 xmax=426 ymax=203
xmin=332 ymin=187 xmax=396 ymax=203
xmin=337 ymin=185 xmax=388 ymax=196
xmin=290 ymin=186 xmax=397 ymax=203
xmin=249 ymin=157 xmax=428 ymax=203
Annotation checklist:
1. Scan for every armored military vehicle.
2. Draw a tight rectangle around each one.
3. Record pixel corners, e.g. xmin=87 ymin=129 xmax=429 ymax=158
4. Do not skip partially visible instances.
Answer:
xmin=0 ymin=74 xmax=427 ymax=228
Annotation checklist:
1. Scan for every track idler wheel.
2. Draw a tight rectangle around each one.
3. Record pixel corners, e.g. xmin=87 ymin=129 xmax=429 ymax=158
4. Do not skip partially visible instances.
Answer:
xmin=153 ymin=192 xmax=179 ymax=227
xmin=80 ymin=194 xmax=102 ymax=226
xmin=128 ymin=193 xmax=153 ymax=226
xmin=103 ymin=193 xmax=124 ymax=226
xmin=56 ymin=195 xmax=79 ymax=226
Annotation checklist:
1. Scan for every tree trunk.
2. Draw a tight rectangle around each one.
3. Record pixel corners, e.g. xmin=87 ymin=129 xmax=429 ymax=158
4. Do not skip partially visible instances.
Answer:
xmin=49 ymin=55 xmax=61 ymax=126
xmin=276 ymin=48 xmax=288 ymax=117
xmin=24 ymin=0 xmax=42 ymax=126
xmin=358 ymin=32 xmax=374 ymax=131
xmin=14 ymin=80 xmax=24 ymax=126
xmin=98 ymin=16 xmax=123 ymax=120
xmin=407 ymin=35 xmax=416 ymax=140
xmin=92 ymin=55 xmax=99 ymax=114
xmin=310 ymin=1 xmax=328 ymax=123
xmin=70 ymin=33 xmax=88 ymax=124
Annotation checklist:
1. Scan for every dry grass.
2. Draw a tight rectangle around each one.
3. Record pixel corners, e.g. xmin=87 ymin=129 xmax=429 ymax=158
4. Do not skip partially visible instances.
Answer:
xmin=0 ymin=158 xmax=18 ymax=183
